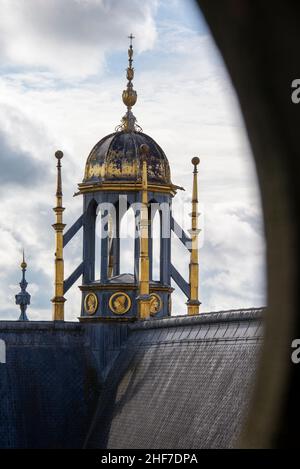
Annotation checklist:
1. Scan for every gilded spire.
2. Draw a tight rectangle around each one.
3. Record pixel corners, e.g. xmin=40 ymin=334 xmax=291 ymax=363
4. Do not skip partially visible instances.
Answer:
xmin=187 ymin=157 xmax=201 ymax=315
xmin=137 ymin=144 xmax=151 ymax=320
xmin=117 ymin=34 xmax=142 ymax=132
xmin=51 ymin=150 xmax=66 ymax=321
xmin=15 ymin=250 xmax=30 ymax=321
xmin=21 ymin=249 xmax=27 ymax=270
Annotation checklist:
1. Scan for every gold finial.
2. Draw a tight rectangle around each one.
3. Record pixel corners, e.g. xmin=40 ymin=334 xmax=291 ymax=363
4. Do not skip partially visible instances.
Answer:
xmin=117 ymin=34 xmax=142 ymax=132
xmin=187 ymin=157 xmax=201 ymax=315
xmin=122 ymin=34 xmax=137 ymax=108
xmin=192 ymin=157 xmax=200 ymax=168
xmin=51 ymin=149 xmax=66 ymax=321
xmin=20 ymin=249 xmax=27 ymax=270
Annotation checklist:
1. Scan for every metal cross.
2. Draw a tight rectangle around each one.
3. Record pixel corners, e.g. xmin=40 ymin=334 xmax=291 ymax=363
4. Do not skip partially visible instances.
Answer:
xmin=128 ymin=34 xmax=135 ymax=47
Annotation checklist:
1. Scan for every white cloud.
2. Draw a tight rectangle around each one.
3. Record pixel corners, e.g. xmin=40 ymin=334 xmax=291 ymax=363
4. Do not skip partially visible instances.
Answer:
xmin=0 ymin=0 xmax=158 ymax=78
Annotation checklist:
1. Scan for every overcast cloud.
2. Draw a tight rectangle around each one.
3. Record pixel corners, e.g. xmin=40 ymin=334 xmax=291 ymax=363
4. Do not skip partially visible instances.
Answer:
xmin=0 ymin=0 xmax=266 ymax=320
xmin=0 ymin=0 xmax=158 ymax=77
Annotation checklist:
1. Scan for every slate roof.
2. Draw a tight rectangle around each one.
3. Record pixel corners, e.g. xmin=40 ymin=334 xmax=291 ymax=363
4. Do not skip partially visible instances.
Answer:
xmin=0 ymin=322 xmax=99 ymax=449
xmin=0 ymin=308 xmax=264 ymax=448
xmin=84 ymin=308 xmax=264 ymax=449
xmin=93 ymin=273 xmax=166 ymax=286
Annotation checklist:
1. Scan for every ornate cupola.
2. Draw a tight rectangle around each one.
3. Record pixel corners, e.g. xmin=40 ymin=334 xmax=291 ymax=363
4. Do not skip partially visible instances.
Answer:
xmin=53 ymin=35 xmax=200 ymax=322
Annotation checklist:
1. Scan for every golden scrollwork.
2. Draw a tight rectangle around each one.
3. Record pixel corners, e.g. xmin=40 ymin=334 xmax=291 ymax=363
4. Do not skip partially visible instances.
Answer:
xmin=109 ymin=292 xmax=131 ymax=315
xmin=84 ymin=292 xmax=98 ymax=315
xmin=149 ymin=293 xmax=162 ymax=316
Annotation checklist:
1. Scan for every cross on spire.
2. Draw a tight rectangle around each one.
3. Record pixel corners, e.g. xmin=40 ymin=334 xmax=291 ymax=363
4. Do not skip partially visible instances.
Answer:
xmin=116 ymin=33 xmax=142 ymax=132
xmin=128 ymin=34 xmax=135 ymax=47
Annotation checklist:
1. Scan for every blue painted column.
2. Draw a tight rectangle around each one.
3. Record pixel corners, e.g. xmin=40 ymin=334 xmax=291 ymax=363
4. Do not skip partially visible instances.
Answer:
xmin=82 ymin=199 xmax=96 ymax=284
xmin=160 ymin=199 xmax=172 ymax=285
xmin=100 ymin=208 xmax=109 ymax=283
xmin=148 ymin=206 xmax=153 ymax=281
xmin=134 ymin=208 xmax=140 ymax=282
xmin=112 ymin=205 xmax=120 ymax=276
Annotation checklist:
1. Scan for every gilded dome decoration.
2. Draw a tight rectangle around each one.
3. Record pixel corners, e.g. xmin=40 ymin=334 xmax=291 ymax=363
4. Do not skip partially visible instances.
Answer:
xmin=83 ymin=130 xmax=171 ymax=185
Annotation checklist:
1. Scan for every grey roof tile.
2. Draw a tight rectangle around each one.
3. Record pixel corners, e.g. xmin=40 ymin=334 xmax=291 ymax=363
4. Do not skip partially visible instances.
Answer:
xmin=85 ymin=308 xmax=264 ymax=449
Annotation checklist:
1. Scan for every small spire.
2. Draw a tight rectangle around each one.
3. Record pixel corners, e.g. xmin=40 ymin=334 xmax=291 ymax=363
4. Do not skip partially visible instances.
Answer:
xmin=15 ymin=250 xmax=31 ymax=321
xmin=137 ymin=144 xmax=151 ymax=320
xmin=51 ymin=150 xmax=66 ymax=321
xmin=116 ymin=34 xmax=142 ymax=132
xmin=21 ymin=248 xmax=27 ymax=270
xmin=187 ymin=157 xmax=201 ymax=316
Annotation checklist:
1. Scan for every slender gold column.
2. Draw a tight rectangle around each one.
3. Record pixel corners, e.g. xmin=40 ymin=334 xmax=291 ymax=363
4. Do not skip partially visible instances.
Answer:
xmin=138 ymin=144 xmax=151 ymax=320
xmin=51 ymin=150 xmax=66 ymax=321
xmin=187 ymin=157 xmax=201 ymax=315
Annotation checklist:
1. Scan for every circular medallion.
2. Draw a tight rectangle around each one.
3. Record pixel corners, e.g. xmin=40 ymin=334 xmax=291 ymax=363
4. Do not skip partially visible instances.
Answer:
xmin=84 ymin=292 xmax=98 ymax=315
xmin=149 ymin=293 xmax=162 ymax=316
xmin=109 ymin=292 xmax=131 ymax=315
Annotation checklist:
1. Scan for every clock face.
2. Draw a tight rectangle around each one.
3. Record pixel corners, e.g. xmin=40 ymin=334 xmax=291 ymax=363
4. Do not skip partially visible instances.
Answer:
xmin=84 ymin=293 xmax=98 ymax=315
xmin=109 ymin=292 xmax=131 ymax=315
xmin=149 ymin=293 xmax=162 ymax=316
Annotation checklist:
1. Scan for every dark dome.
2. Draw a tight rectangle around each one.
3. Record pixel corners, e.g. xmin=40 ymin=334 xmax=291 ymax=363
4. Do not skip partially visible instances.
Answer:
xmin=83 ymin=131 xmax=171 ymax=185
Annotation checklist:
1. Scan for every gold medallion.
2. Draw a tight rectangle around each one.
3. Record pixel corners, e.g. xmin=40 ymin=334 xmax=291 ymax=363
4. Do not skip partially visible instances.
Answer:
xmin=84 ymin=292 xmax=98 ymax=315
xmin=149 ymin=293 xmax=162 ymax=316
xmin=109 ymin=292 xmax=131 ymax=315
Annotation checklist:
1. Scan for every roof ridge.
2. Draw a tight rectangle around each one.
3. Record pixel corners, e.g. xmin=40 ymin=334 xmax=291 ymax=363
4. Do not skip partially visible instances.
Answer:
xmin=129 ymin=307 xmax=265 ymax=331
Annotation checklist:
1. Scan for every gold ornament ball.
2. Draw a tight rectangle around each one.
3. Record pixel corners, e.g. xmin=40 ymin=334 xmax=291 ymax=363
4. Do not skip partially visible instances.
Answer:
xmin=191 ymin=156 xmax=200 ymax=166
xmin=55 ymin=150 xmax=64 ymax=160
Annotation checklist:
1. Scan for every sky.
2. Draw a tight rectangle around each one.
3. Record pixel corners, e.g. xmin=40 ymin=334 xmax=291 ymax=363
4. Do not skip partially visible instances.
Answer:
xmin=0 ymin=0 xmax=266 ymax=320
